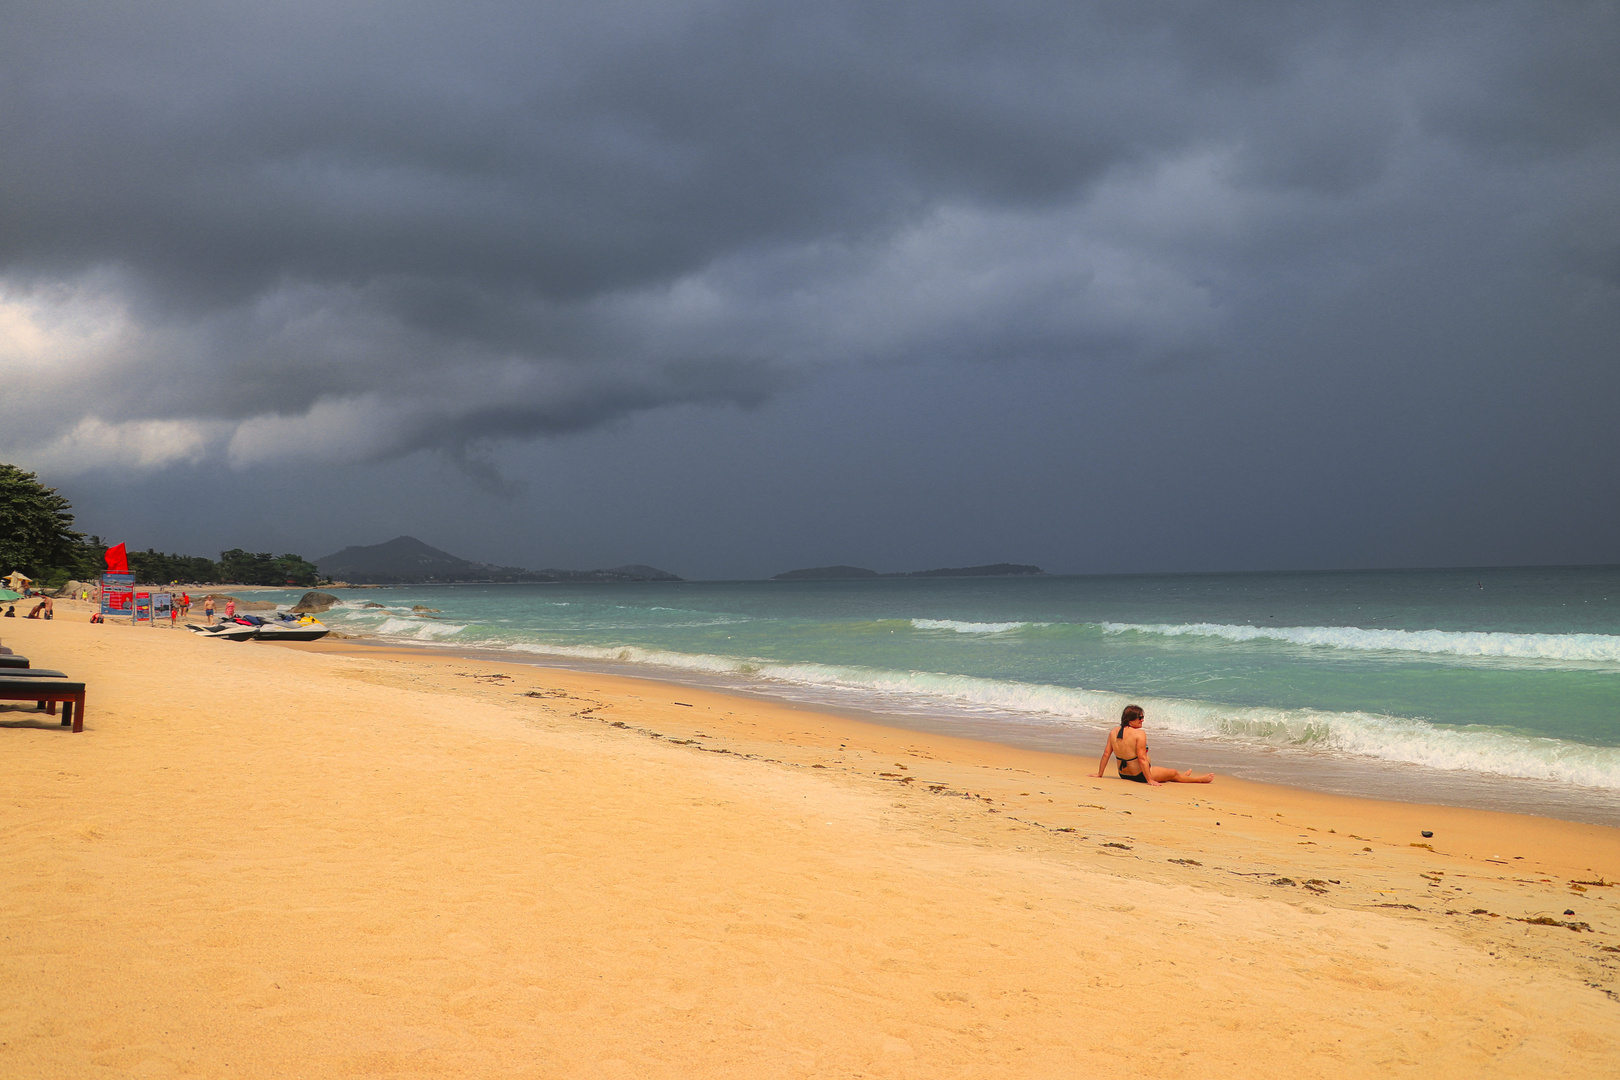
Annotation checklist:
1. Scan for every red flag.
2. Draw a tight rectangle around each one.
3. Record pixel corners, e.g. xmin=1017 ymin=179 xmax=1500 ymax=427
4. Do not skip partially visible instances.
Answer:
xmin=104 ymin=543 xmax=129 ymax=575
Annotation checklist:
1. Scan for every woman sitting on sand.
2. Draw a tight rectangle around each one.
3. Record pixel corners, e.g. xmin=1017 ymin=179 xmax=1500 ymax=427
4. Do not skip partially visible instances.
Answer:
xmin=1094 ymin=705 xmax=1213 ymax=786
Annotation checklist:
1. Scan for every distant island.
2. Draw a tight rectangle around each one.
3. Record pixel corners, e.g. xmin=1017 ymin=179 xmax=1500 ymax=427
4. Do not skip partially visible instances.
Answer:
xmin=772 ymin=565 xmax=880 ymax=580
xmin=316 ymin=536 xmax=681 ymax=585
xmin=772 ymin=563 xmax=1044 ymax=580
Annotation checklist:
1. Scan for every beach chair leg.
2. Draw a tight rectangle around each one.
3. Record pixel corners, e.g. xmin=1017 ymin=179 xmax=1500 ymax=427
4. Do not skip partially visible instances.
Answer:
xmin=64 ymin=699 xmax=81 ymax=732
xmin=45 ymin=700 xmax=55 ymax=715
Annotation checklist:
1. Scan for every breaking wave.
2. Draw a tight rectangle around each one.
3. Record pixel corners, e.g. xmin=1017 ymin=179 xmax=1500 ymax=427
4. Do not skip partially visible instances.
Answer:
xmin=494 ymin=642 xmax=1620 ymax=790
xmin=910 ymin=618 xmax=1037 ymax=634
xmin=289 ymin=590 xmax=1620 ymax=792
xmin=372 ymin=616 xmax=469 ymax=640
xmin=1101 ymin=622 xmax=1620 ymax=664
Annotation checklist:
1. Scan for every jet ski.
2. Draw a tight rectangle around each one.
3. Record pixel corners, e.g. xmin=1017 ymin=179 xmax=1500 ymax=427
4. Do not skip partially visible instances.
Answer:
xmin=254 ymin=613 xmax=331 ymax=642
xmin=186 ymin=620 xmax=259 ymax=641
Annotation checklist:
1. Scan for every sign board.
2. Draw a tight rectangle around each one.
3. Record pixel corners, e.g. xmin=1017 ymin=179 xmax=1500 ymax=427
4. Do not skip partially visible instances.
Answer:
xmin=101 ymin=573 xmax=135 ymax=616
xmin=134 ymin=592 xmax=152 ymax=622
xmin=152 ymin=593 xmax=173 ymax=622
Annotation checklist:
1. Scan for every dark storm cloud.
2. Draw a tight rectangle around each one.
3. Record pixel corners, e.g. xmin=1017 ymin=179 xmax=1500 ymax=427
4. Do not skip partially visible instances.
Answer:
xmin=2 ymin=1 xmax=1616 ymax=481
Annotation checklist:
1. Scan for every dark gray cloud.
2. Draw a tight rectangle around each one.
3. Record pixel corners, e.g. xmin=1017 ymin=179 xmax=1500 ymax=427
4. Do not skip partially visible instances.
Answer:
xmin=3 ymin=1 xmax=1618 ymax=572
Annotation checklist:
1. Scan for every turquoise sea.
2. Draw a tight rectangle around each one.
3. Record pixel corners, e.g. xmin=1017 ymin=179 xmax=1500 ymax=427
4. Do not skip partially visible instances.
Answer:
xmin=252 ymin=566 xmax=1620 ymax=824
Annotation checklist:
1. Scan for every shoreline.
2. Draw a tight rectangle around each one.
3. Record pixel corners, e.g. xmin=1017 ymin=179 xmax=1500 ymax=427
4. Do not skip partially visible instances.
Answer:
xmin=28 ymin=604 xmax=1620 ymax=891
xmin=294 ymin=628 xmax=1620 ymax=828
xmin=302 ymin=635 xmax=1620 ymax=850
xmin=38 ymin=592 xmax=1620 ymax=825
xmin=5 ymin=613 xmax=1618 ymax=1075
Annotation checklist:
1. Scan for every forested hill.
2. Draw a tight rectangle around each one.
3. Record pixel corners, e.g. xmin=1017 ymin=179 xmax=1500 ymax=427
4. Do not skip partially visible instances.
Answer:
xmin=315 ymin=536 xmax=681 ymax=584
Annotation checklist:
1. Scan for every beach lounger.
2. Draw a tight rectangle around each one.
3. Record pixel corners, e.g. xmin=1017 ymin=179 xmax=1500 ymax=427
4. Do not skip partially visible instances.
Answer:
xmin=0 ymin=676 xmax=86 ymax=732
xmin=0 ymin=668 xmax=67 ymax=678
xmin=0 ymin=655 xmax=29 ymax=668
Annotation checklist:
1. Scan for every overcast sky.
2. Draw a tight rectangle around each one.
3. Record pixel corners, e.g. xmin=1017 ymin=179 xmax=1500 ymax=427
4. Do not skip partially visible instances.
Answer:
xmin=3 ymin=1 xmax=1617 ymax=579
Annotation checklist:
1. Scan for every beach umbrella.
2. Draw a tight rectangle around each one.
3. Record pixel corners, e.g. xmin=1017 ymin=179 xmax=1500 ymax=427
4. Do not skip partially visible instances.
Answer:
xmin=0 ymin=589 xmax=20 ymax=602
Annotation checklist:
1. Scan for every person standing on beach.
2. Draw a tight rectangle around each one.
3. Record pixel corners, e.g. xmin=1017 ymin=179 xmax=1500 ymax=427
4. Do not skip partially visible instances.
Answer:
xmin=224 ymin=598 xmax=235 ymax=621
xmin=204 ymin=596 xmax=215 ymax=623
xmin=1094 ymin=705 xmax=1214 ymax=786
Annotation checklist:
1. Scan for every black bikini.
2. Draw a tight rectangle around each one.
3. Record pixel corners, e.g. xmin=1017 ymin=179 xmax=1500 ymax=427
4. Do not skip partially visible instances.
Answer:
xmin=1116 ymin=737 xmax=1150 ymax=783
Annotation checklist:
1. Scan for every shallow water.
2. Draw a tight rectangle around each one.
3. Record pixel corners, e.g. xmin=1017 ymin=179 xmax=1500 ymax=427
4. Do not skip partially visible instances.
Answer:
xmin=252 ymin=566 xmax=1620 ymax=824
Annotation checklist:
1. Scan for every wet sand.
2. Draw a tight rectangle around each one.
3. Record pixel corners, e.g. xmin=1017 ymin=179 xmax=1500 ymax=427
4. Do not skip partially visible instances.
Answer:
xmin=3 ymin=611 xmax=1617 ymax=1077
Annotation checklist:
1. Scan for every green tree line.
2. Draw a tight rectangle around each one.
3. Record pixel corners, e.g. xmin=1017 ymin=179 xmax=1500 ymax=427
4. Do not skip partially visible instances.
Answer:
xmin=2 ymin=462 xmax=322 ymax=589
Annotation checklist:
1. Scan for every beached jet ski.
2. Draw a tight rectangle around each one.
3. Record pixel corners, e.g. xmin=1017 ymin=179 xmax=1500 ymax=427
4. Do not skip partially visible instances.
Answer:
xmin=186 ymin=620 xmax=259 ymax=641
xmin=254 ymin=613 xmax=331 ymax=642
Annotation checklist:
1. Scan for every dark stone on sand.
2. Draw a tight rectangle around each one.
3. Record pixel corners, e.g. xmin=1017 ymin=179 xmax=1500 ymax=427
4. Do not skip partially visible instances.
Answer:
xmin=291 ymin=590 xmax=340 ymax=613
xmin=1421 ymin=830 xmax=1434 ymax=838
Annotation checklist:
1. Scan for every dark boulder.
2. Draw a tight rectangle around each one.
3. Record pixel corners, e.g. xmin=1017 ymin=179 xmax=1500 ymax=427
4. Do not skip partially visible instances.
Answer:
xmin=290 ymin=590 xmax=341 ymax=613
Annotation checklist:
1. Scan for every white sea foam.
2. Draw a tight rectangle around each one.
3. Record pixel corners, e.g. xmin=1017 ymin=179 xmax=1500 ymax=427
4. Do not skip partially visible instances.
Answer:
xmin=493 ymin=641 xmax=1620 ymax=790
xmin=373 ymin=616 xmax=468 ymax=640
xmin=1101 ymin=621 xmax=1620 ymax=664
xmin=333 ymin=602 xmax=408 ymax=619
xmin=506 ymin=641 xmax=758 ymax=675
xmin=311 ymin=589 xmax=1620 ymax=791
xmin=910 ymin=618 xmax=1036 ymax=634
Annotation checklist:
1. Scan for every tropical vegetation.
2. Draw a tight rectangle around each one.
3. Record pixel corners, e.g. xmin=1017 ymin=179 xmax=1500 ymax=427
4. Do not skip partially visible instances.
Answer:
xmin=1 ymin=460 xmax=323 ymax=588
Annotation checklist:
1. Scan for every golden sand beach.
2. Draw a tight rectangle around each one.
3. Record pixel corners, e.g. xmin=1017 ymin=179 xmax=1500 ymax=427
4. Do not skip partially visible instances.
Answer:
xmin=3 ymin=610 xmax=1617 ymax=1077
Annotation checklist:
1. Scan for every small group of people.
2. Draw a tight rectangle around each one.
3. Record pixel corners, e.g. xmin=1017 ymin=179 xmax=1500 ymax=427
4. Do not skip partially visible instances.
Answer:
xmin=2 ymin=597 xmax=53 ymax=619
xmin=1094 ymin=704 xmax=1213 ymax=786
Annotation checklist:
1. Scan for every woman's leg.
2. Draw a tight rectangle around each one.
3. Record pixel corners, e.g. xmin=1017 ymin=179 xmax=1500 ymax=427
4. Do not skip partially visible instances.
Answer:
xmin=1148 ymin=765 xmax=1213 ymax=784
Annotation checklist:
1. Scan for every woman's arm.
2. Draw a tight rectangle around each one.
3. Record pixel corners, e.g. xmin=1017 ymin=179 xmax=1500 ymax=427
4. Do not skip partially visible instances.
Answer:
xmin=1093 ymin=733 xmax=1114 ymax=778
xmin=1138 ymin=743 xmax=1163 ymax=786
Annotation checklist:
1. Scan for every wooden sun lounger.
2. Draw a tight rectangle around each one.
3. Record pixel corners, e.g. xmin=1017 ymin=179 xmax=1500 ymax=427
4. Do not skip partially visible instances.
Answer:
xmin=0 ymin=676 xmax=86 ymax=732
xmin=0 ymin=655 xmax=29 ymax=668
